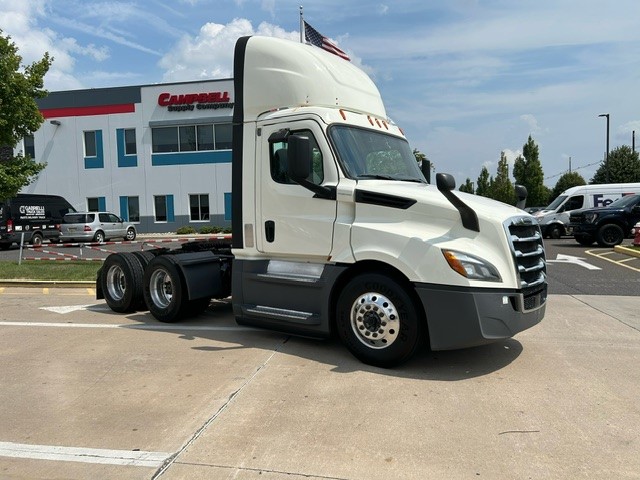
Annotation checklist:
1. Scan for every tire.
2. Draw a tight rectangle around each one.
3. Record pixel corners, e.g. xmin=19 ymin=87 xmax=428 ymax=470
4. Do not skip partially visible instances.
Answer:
xmin=143 ymin=255 xmax=186 ymax=323
xmin=0 ymin=243 xmax=11 ymax=251
xmin=548 ymin=225 xmax=562 ymax=239
xmin=130 ymin=251 xmax=157 ymax=310
xmin=100 ymin=253 xmax=144 ymax=313
xmin=125 ymin=227 xmax=136 ymax=241
xmin=94 ymin=230 xmax=105 ymax=243
xmin=336 ymin=273 xmax=423 ymax=368
xmin=31 ymin=233 xmax=43 ymax=247
xmin=597 ymin=224 xmax=624 ymax=247
xmin=575 ymin=236 xmax=594 ymax=246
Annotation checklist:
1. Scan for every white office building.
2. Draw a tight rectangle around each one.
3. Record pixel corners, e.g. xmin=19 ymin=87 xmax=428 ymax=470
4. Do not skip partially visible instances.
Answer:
xmin=19 ymin=79 xmax=234 ymax=233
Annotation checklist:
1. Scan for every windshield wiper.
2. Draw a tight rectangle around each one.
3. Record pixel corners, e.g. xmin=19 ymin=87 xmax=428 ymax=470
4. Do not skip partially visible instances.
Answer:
xmin=357 ymin=174 xmax=424 ymax=183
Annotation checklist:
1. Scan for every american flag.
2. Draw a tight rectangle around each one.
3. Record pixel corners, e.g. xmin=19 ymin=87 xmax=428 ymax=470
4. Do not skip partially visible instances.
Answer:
xmin=303 ymin=21 xmax=350 ymax=61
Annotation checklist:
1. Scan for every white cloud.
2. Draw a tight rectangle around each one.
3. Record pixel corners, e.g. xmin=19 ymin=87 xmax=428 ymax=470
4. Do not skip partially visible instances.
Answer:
xmin=159 ymin=18 xmax=299 ymax=82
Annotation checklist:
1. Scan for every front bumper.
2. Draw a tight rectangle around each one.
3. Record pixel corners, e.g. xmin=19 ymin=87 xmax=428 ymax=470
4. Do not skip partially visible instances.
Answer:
xmin=570 ymin=223 xmax=597 ymax=237
xmin=415 ymin=283 xmax=546 ymax=350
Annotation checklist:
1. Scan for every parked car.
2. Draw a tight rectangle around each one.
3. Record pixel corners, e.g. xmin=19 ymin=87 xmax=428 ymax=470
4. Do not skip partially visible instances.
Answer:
xmin=569 ymin=194 xmax=640 ymax=247
xmin=59 ymin=212 xmax=137 ymax=243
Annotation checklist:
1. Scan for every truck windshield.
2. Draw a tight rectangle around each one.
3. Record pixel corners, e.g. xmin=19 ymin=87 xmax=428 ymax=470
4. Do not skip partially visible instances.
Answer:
xmin=329 ymin=125 xmax=426 ymax=183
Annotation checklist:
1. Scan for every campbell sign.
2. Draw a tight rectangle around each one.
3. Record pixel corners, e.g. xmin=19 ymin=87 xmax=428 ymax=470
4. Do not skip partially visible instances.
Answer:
xmin=157 ymin=92 xmax=233 ymax=112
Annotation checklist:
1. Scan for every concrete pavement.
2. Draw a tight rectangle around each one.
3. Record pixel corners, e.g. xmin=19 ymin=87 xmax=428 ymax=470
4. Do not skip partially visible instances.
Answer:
xmin=0 ymin=289 xmax=638 ymax=479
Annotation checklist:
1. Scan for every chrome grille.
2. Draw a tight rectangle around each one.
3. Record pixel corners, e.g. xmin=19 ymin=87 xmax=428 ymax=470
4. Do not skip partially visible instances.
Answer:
xmin=504 ymin=216 xmax=547 ymax=290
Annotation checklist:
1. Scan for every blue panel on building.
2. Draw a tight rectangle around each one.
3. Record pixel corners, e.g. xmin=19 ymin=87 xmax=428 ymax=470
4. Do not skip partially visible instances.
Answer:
xmin=151 ymin=150 xmax=231 ymax=166
xmin=84 ymin=130 xmax=104 ymax=169
xmin=116 ymin=129 xmax=138 ymax=167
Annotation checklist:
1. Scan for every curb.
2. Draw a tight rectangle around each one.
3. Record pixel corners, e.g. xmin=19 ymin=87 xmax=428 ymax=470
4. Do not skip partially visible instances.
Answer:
xmin=0 ymin=280 xmax=95 ymax=288
xmin=614 ymin=244 xmax=640 ymax=259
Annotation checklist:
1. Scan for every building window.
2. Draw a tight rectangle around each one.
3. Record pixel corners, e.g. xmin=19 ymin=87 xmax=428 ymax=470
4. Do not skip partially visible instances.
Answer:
xmin=151 ymin=123 xmax=232 ymax=153
xmin=84 ymin=131 xmax=97 ymax=157
xmin=152 ymin=127 xmax=179 ymax=153
xmin=87 ymin=197 xmax=104 ymax=212
xmin=215 ymin=124 xmax=232 ymax=150
xmin=23 ymin=135 xmax=35 ymax=159
xmin=189 ymin=194 xmax=210 ymax=221
xmin=121 ymin=196 xmax=140 ymax=222
xmin=197 ymin=125 xmax=214 ymax=150
xmin=124 ymin=128 xmax=137 ymax=155
xmin=154 ymin=195 xmax=168 ymax=222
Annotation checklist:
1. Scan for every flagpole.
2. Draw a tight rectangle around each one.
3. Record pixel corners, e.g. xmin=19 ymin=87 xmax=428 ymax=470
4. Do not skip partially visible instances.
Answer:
xmin=299 ymin=6 xmax=304 ymax=43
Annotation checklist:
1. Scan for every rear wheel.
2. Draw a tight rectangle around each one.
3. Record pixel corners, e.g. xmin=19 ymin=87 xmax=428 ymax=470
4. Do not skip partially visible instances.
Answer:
xmin=143 ymin=256 xmax=186 ymax=323
xmin=31 ymin=233 xmax=43 ymax=247
xmin=336 ymin=273 xmax=423 ymax=368
xmin=597 ymin=224 xmax=624 ymax=247
xmin=100 ymin=253 xmax=144 ymax=313
xmin=125 ymin=227 xmax=136 ymax=241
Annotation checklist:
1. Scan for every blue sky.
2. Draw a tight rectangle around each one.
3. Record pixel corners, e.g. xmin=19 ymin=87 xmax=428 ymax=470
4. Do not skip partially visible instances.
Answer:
xmin=2 ymin=0 xmax=639 ymax=191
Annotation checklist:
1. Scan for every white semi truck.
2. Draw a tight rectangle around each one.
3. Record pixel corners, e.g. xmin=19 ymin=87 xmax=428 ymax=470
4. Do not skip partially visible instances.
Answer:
xmin=98 ymin=36 xmax=547 ymax=367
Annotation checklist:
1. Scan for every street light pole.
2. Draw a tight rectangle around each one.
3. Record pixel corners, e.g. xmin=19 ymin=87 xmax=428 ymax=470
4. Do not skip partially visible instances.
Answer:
xmin=598 ymin=113 xmax=610 ymax=182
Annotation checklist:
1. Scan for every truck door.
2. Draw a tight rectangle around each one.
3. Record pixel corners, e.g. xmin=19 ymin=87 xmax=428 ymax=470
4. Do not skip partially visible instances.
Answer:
xmin=256 ymin=121 xmax=338 ymax=259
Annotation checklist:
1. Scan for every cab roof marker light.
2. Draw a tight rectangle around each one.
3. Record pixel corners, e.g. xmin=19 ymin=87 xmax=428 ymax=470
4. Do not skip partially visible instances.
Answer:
xmin=367 ymin=116 xmax=374 ymax=125
xmin=375 ymin=118 xmax=382 ymax=128
xmin=339 ymin=109 xmax=347 ymax=120
xmin=382 ymin=120 xmax=388 ymax=130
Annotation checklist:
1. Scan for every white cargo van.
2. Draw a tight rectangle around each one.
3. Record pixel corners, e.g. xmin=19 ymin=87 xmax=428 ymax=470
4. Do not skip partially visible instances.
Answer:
xmin=535 ymin=183 xmax=640 ymax=238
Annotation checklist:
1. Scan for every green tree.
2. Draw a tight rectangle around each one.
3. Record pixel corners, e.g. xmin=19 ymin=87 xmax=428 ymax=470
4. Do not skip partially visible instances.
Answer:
xmin=476 ymin=166 xmax=491 ymax=197
xmin=513 ymin=135 xmax=548 ymax=207
xmin=489 ymin=152 xmax=516 ymax=204
xmin=549 ymin=171 xmax=586 ymax=203
xmin=413 ymin=148 xmax=431 ymax=182
xmin=459 ymin=178 xmax=474 ymax=193
xmin=0 ymin=29 xmax=51 ymax=200
xmin=591 ymin=145 xmax=640 ymax=184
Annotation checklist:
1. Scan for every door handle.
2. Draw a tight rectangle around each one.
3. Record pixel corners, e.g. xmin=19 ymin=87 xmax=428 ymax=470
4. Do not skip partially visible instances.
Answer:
xmin=265 ymin=220 xmax=275 ymax=243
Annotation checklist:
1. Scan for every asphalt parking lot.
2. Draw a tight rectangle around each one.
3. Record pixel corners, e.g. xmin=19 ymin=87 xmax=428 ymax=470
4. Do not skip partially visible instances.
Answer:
xmin=0 ymin=288 xmax=639 ymax=479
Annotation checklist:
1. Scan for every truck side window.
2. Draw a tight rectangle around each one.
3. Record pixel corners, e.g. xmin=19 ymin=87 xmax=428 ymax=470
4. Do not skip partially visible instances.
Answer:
xmin=270 ymin=129 xmax=324 ymax=185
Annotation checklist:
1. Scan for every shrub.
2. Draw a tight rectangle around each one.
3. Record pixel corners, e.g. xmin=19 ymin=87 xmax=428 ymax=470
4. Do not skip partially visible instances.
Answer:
xmin=176 ymin=226 xmax=197 ymax=235
xmin=199 ymin=225 xmax=223 ymax=234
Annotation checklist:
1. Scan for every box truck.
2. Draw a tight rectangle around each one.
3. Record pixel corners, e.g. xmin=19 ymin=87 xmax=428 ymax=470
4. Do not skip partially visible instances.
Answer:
xmin=534 ymin=183 xmax=640 ymax=239
xmin=98 ymin=36 xmax=547 ymax=367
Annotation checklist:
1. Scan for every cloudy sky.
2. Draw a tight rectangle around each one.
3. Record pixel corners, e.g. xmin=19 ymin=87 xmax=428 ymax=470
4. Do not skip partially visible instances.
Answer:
xmin=2 ymin=0 xmax=639 ymax=188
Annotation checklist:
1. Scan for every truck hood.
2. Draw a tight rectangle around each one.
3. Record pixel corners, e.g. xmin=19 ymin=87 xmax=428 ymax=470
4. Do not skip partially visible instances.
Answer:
xmin=354 ymin=180 xmax=528 ymax=225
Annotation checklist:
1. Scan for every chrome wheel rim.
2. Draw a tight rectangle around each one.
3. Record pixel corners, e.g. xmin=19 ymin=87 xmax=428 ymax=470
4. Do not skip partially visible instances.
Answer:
xmin=150 ymin=268 xmax=172 ymax=308
xmin=106 ymin=265 xmax=126 ymax=301
xmin=350 ymin=292 xmax=400 ymax=349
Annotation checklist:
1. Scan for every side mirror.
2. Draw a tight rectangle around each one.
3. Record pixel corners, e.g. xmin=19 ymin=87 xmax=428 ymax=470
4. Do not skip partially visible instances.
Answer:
xmin=287 ymin=135 xmax=312 ymax=181
xmin=515 ymin=184 xmax=528 ymax=210
xmin=436 ymin=173 xmax=456 ymax=192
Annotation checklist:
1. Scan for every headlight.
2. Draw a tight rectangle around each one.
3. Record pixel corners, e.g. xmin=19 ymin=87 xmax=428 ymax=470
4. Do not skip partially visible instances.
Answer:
xmin=442 ymin=250 xmax=502 ymax=282
xmin=584 ymin=212 xmax=599 ymax=224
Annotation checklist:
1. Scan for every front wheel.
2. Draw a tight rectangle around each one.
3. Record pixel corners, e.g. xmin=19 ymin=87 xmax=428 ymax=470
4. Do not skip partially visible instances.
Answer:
xmin=597 ymin=224 xmax=624 ymax=247
xmin=94 ymin=230 xmax=105 ymax=243
xmin=336 ymin=273 xmax=423 ymax=368
xmin=575 ymin=235 xmax=594 ymax=246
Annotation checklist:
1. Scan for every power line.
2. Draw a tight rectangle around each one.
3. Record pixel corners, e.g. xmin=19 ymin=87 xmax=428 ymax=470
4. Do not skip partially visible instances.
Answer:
xmin=544 ymin=160 xmax=602 ymax=181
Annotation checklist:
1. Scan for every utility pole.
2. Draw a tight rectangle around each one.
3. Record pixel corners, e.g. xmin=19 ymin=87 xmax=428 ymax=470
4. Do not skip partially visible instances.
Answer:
xmin=598 ymin=113 xmax=610 ymax=183
xmin=633 ymin=130 xmax=636 ymax=153
xmin=569 ymin=156 xmax=572 ymax=173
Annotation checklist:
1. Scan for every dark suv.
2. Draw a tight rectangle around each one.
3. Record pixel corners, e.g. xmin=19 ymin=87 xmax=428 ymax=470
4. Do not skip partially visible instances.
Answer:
xmin=569 ymin=194 xmax=640 ymax=247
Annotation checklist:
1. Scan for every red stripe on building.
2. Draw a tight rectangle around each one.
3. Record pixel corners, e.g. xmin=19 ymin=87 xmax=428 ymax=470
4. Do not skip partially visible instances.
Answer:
xmin=40 ymin=103 xmax=136 ymax=118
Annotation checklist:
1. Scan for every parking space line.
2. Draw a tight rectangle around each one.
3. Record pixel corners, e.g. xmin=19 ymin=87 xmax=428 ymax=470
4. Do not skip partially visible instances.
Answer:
xmin=586 ymin=249 xmax=640 ymax=273
xmin=0 ymin=441 xmax=170 ymax=467
xmin=43 ymin=288 xmax=49 ymax=295
xmin=0 ymin=321 xmax=257 ymax=331
xmin=0 ymin=287 xmax=4 ymax=294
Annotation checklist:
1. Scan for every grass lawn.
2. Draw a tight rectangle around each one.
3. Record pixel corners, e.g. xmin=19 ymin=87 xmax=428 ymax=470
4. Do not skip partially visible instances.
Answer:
xmin=0 ymin=261 xmax=101 ymax=281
